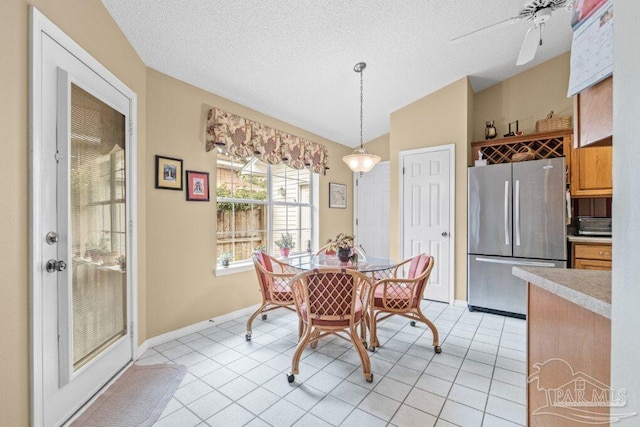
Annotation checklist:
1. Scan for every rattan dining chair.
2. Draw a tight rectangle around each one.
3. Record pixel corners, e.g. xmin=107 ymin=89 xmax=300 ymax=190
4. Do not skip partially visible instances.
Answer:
xmin=287 ymin=268 xmax=374 ymax=383
xmin=246 ymin=251 xmax=299 ymax=341
xmin=369 ymin=254 xmax=441 ymax=353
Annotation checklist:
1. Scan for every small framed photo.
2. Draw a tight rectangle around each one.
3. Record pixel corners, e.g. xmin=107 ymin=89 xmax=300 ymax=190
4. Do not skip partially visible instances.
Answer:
xmin=186 ymin=170 xmax=210 ymax=201
xmin=329 ymin=182 xmax=347 ymax=209
xmin=155 ymin=155 xmax=183 ymax=190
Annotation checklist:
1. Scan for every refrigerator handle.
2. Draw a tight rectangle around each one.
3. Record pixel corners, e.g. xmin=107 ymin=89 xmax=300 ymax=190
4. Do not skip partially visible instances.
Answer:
xmin=515 ymin=180 xmax=521 ymax=247
xmin=475 ymin=257 xmax=557 ymax=268
xmin=504 ymin=180 xmax=510 ymax=246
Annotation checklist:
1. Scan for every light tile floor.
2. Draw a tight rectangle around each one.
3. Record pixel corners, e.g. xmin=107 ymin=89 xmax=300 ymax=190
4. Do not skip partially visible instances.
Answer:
xmin=141 ymin=301 xmax=527 ymax=427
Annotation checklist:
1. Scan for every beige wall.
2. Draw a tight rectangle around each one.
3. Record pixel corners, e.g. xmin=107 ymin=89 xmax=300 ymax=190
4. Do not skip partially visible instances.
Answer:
xmin=145 ymin=69 xmax=354 ymax=337
xmin=364 ymin=133 xmax=390 ymax=162
xmin=472 ymin=52 xmax=572 ymax=142
xmin=0 ymin=1 xmax=148 ymax=425
xmin=389 ymin=77 xmax=472 ymax=302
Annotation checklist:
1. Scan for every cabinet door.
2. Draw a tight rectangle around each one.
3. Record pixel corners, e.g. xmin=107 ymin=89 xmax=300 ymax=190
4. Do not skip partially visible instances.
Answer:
xmin=575 ymin=76 xmax=612 ymax=147
xmin=574 ymin=258 xmax=612 ymax=270
xmin=570 ymin=145 xmax=613 ymax=197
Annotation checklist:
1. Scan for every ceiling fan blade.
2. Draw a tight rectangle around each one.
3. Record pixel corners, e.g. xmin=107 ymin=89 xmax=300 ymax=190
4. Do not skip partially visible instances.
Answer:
xmin=448 ymin=16 xmax=519 ymax=44
xmin=516 ymin=25 xmax=539 ymax=66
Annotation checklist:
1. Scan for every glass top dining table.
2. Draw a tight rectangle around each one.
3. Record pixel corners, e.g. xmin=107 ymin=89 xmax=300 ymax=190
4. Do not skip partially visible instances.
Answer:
xmin=285 ymin=253 xmax=397 ymax=277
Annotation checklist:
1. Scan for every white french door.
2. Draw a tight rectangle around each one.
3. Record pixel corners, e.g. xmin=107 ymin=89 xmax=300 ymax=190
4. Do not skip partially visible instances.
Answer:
xmin=355 ymin=161 xmax=390 ymax=258
xmin=400 ymin=146 xmax=455 ymax=303
xmin=31 ymin=8 xmax=137 ymax=426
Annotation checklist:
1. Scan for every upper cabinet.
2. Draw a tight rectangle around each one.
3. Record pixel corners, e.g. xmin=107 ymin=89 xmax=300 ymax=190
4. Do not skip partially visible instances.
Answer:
xmin=570 ymin=145 xmax=612 ymax=197
xmin=574 ymin=76 xmax=613 ymax=148
xmin=570 ymin=75 xmax=613 ymax=197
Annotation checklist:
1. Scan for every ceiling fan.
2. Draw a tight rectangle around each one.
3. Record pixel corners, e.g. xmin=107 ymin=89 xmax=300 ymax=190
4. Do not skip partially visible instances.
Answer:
xmin=449 ymin=0 xmax=571 ymax=66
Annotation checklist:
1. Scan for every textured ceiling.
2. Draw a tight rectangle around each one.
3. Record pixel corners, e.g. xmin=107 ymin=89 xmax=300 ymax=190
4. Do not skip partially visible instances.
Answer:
xmin=102 ymin=0 xmax=572 ymax=147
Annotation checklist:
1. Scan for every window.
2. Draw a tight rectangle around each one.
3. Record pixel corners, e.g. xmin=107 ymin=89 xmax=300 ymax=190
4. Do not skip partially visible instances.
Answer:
xmin=216 ymin=154 xmax=315 ymax=265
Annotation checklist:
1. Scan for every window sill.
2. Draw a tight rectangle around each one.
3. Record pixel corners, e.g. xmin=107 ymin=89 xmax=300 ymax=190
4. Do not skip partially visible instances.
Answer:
xmin=214 ymin=261 xmax=254 ymax=277
xmin=213 ymin=253 xmax=313 ymax=277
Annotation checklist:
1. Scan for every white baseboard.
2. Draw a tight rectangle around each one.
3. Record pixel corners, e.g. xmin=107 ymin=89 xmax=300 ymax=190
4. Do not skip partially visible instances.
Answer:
xmin=136 ymin=304 xmax=260 ymax=357
xmin=454 ymin=299 xmax=468 ymax=308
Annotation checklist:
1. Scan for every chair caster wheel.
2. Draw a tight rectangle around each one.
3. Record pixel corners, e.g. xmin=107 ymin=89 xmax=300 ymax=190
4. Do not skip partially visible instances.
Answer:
xmin=410 ymin=321 xmax=416 ymax=327
xmin=245 ymin=334 xmax=251 ymax=341
xmin=287 ymin=374 xmax=295 ymax=383
xmin=262 ymin=314 xmax=268 ymax=320
xmin=434 ymin=345 xmax=442 ymax=354
xmin=366 ymin=373 xmax=374 ymax=383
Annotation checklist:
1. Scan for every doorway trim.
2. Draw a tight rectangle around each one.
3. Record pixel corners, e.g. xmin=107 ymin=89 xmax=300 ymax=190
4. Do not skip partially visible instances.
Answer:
xmin=29 ymin=7 xmax=138 ymax=426
xmin=399 ymin=144 xmax=455 ymax=305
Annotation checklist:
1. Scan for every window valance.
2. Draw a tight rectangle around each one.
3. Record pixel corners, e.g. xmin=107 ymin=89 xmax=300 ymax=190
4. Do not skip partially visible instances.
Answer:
xmin=206 ymin=107 xmax=329 ymax=174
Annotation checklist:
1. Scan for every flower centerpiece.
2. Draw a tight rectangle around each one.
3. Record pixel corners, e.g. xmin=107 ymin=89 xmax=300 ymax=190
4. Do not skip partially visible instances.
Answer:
xmin=275 ymin=233 xmax=295 ymax=258
xmin=327 ymin=233 xmax=356 ymax=263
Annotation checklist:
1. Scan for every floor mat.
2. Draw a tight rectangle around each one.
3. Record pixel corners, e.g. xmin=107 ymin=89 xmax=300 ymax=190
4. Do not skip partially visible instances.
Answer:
xmin=70 ymin=364 xmax=186 ymax=427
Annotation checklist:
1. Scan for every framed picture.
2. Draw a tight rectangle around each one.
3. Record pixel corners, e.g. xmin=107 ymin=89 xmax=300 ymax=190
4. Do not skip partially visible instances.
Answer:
xmin=155 ymin=155 xmax=183 ymax=190
xmin=329 ymin=182 xmax=347 ymax=209
xmin=186 ymin=170 xmax=210 ymax=201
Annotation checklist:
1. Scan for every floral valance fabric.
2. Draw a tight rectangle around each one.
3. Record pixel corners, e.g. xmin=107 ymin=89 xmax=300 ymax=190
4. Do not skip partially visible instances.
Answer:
xmin=206 ymin=107 xmax=329 ymax=174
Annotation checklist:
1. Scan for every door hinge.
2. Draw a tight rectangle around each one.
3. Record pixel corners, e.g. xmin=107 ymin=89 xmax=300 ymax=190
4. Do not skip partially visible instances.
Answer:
xmin=129 ymin=119 xmax=133 ymax=137
xmin=402 ymin=167 xmax=405 ymax=175
xmin=355 ymin=218 xmax=358 ymax=226
xmin=130 ymin=321 xmax=134 ymax=332
xmin=356 ymin=179 xmax=358 ymax=186
xmin=129 ymin=220 xmax=134 ymax=236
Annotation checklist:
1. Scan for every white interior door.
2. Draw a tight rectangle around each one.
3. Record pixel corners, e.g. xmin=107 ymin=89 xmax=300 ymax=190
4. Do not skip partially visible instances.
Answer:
xmin=401 ymin=147 xmax=454 ymax=303
xmin=355 ymin=162 xmax=390 ymax=258
xmin=31 ymin=9 xmax=136 ymax=426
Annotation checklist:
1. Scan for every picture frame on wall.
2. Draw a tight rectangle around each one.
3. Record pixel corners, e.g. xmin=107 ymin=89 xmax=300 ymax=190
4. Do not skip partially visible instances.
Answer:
xmin=329 ymin=182 xmax=347 ymax=209
xmin=155 ymin=155 xmax=183 ymax=190
xmin=186 ymin=170 xmax=210 ymax=201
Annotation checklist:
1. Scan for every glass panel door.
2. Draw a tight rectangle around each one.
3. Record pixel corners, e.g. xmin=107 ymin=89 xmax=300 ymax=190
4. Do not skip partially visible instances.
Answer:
xmin=69 ymin=83 xmax=127 ymax=371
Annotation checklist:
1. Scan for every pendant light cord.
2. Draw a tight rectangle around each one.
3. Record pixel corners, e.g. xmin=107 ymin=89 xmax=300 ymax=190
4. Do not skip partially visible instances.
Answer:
xmin=359 ymin=67 xmax=364 ymax=149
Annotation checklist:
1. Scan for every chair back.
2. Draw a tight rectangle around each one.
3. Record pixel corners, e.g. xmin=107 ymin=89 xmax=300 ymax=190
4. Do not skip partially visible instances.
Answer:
xmin=292 ymin=268 xmax=370 ymax=325
xmin=407 ymin=254 xmax=435 ymax=305
xmin=253 ymin=251 xmax=273 ymax=299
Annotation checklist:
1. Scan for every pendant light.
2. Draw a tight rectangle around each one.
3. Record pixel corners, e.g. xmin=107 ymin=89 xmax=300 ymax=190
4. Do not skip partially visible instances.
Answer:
xmin=342 ymin=62 xmax=381 ymax=175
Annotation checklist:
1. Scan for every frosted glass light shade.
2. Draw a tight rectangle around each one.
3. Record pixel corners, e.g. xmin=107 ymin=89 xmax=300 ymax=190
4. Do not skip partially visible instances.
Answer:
xmin=342 ymin=146 xmax=381 ymax=174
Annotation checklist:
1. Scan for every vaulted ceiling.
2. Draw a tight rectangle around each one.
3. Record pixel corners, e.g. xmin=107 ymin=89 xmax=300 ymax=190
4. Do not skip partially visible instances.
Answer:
xmin=102 ymin=0 xmax=572 ymax=147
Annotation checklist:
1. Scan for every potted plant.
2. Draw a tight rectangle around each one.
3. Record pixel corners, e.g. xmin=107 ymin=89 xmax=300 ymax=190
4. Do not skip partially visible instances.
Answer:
xmin=327 ymin=233 xmax=355 ymax=263
xmin=218 ymin=252 xmax=233 ymax=268
xmin=116 ymin=255 xmax=126 ymax=271
xmin=275 ymin=233 xmax=295 ymax=258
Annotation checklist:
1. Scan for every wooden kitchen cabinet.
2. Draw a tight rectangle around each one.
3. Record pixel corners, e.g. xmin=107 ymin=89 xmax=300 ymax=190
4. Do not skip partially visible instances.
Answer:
xmin=572 ymin=242 xmax=612 ymax=270
xmin=570 ymin=144 xmax=612 ymax=197
xmin=574 ymin=76 xmax=612 ymax=148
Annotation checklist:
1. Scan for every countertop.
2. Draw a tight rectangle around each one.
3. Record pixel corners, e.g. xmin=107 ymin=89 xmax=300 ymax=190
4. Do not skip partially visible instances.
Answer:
xmin=512 ymin=267 xmax=611 ymax=319
xmin=567 ymin=234 xmax=612 ymax=244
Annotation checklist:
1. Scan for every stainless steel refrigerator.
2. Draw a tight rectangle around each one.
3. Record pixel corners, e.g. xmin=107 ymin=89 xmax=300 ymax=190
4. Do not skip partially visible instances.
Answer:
xmin=467 ymin=157 xmax=567 ymax=317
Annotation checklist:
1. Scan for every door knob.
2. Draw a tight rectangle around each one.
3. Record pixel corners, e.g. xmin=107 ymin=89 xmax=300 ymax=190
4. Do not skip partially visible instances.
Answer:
xmin=442 ymin=232 xmax=448 ymax=237
xmin=46 ymin=259 xmax=67 ymax=273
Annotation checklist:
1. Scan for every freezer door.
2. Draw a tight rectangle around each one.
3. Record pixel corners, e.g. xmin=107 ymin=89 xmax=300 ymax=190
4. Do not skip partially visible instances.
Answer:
xmin=467 ymin=255 xmax=566 ymax=316
xmin=468 ymin=163 xmax=512 ymax=256
xmin=512 ymin=157 xmax=567 ymax=260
